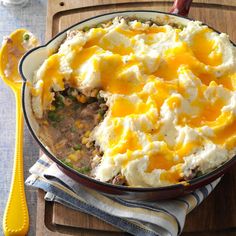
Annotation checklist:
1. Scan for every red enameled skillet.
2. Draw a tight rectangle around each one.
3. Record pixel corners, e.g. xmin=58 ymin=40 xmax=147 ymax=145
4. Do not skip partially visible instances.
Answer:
xmin=20 ymin=0 xmax=236 ymax=200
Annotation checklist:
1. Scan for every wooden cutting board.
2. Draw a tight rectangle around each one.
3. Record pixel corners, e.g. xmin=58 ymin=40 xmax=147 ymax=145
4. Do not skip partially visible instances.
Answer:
xmin=36 ymin=0 xmax=236 ymax=235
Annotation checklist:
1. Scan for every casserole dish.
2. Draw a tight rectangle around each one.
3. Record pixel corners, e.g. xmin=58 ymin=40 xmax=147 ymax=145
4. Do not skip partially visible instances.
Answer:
xmin=20 ymin=0 xmax=236 ymax=200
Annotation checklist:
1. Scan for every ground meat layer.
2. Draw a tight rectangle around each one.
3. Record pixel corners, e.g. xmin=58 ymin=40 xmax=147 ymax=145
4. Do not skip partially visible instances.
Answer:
xmin=38 ymin=87 xmax=107 ymax=175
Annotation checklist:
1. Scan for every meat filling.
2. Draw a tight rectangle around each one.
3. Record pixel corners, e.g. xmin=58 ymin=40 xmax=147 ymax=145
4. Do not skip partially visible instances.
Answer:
xmin=37 ymin=87 xmax=108 ymax=176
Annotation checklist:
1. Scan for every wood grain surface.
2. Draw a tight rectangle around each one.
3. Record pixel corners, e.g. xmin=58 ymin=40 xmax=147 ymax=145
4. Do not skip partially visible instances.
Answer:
xmin=36 ymin=0 xmax=236 ymax=235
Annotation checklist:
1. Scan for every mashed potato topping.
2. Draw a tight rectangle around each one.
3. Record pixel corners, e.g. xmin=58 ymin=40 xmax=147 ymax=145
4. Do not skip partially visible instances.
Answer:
xmin=31 ymin=17 xmax=236 ymax=187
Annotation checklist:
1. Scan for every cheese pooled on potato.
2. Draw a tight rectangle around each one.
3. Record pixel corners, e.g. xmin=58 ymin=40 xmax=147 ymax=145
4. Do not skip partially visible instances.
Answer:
xmin=31 ymin=18 xmax=236 ymax=187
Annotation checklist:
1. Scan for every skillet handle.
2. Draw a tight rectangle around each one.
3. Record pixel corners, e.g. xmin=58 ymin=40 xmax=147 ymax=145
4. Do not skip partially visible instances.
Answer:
xmin=170 ymin=0 xmax=193 ymax=17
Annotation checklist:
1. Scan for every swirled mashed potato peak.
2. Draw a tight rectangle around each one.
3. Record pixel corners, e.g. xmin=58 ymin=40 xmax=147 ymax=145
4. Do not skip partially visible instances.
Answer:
xmin=31 ymin=17 xmax=236 ymax=187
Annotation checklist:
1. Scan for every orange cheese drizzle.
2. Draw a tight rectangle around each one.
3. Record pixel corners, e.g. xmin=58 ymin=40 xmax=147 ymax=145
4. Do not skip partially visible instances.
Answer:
xmin=33 ymin=24 xmax=236 ymax=184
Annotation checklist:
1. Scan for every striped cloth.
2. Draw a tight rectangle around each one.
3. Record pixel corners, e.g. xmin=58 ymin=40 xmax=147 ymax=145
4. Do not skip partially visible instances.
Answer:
xmin=25 ymin=154 xmax=221 ymax=236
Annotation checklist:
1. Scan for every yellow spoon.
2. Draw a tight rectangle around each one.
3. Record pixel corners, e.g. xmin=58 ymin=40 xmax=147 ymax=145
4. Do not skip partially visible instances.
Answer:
xmin=0 ymin=29 xmax=38 ymax=236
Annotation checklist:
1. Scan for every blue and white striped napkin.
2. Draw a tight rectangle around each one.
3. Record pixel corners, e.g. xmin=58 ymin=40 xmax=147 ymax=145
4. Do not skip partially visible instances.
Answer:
xmin=26 ymin=154 xmax=221 ymax=236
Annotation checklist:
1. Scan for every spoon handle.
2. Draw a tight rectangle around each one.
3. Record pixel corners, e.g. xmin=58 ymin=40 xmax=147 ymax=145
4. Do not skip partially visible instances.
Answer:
xmin=3 ymin=86 xmax=29 ymax=236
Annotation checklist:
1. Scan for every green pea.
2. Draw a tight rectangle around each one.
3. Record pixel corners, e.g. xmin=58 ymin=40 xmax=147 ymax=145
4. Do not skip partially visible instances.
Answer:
xmin=68 ymin=95 xmax=76 ymax=101
xmin=98 ymin=109 xmax=106 ymax=116
xmin=48 ymin=111 xmax=62 ymax=122
xmin=57 ymin=94 xmax=64 ymax=102
xmin=62 ymin=160 xmax=73 ymax=168
xmin=54 ymin=100 xmax=64 ymax=109
xmin=67 ymin=88 xmax=77 ymax=101
xmin=77 ymin=166 xmax=91 ymax=174
xmin=54 ymin=94 xmax=65 ymax=109
xmin=23 ymin=33 xmax=30 ymax=41
xmin=139 ymin=19 xmax=146 ymax=23
xmin=70 ymin=126 xmax=77 ymax=132
xmin=96 ymin=23 xmax=103 ymax=28
xmin=73 ymin=143 xmax=82 ymax=151
xmin=84 ymin=26 xmax=90 ymax=32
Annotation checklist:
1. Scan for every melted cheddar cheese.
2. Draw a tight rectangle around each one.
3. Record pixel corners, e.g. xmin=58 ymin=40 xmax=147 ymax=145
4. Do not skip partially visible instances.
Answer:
xmin=31 ymin=18 xmax=236 ymax=187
